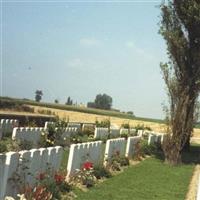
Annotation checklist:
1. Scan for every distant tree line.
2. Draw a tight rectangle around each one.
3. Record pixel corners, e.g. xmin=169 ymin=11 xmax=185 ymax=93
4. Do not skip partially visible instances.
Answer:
xmin=87 ymin=94 xmax=112 ymax=110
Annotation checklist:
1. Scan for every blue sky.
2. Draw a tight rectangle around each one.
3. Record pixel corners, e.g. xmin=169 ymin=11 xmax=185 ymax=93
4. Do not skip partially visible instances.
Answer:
xmin=1 ymin=0 xmax=169 ymax=119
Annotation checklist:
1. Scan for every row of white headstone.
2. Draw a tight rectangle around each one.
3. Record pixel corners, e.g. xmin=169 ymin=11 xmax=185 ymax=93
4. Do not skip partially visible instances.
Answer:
xmin=94 ymin=127 xmax=137 ymax=139
xmin=0 ymin=146 xmax=63 ymax=199
xmin=44 ymin=121 xmax=82 ymax=130
xmin=147 ymin=132 xmax=165 ymax=145
xmin=67 ymin=136 xmax=141 ymax=177
xmin=12 ymin=127 xmax=79 ymax=145
xmin=0 ymin=119 xmax=19 ymax=139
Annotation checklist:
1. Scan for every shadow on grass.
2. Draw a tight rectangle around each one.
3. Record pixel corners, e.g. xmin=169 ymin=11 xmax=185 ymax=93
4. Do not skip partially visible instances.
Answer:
xmin=182 ymin=144 xmax=200 ymax=164
xmin=153 ymin=143 xmax=200 ymax=165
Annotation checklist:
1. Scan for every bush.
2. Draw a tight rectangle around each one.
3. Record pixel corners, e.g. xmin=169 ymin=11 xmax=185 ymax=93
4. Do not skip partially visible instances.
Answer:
xmin=134 ymin=124 xmax=152 ymax=132
xmin=71 ymin=162 xmax=96 ymax=188
xmin=18 ymin=140 xmax=34 ymax=150
xmin=82 ymin=127 xmax=95 ymax=137
xmin=121 ymin=123 xmax=130 ymax=129
xmin=140 ymin=140 xmax=158 ymax=156
xmin=119 ymin=156 xmax=129 ymax=166
xmin=95 ymin=119 xmax=110 ymax=128
xmin=108 ymin=150 xmax=130 ymax=171
xmin=120 ymin=132 xmax=128 ymax=139
xmin=0 ymin=142 xmax=7 ymax=153
xmin=93 ymin=165 xmax=112 ymax=179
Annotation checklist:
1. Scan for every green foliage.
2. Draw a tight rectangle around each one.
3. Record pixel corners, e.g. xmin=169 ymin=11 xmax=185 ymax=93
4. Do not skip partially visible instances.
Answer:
xmin=71 ymin=162 xmax=96 ymax=188
xmin=18 ymin=140 xmax=34 ymax=150
xmin=94 ymin=94 xmax=113 ymax=110
xmin=0 ymin=98 xmax=34 ymax=112
xmin=140 ymin=139 xmax=160 ymax=156
xmin=66 ymin=96 xmax=73 ymax=105
xmin=93 ymin=165 xmax=112 ymax=179
xmin=159 ymin=0 xmax=200 ymax=164
xmin=127 ymin=111 xmax=134 ymax=116
xmin=0 ymin=141 xmax=7 ymax=153
xmin=95 ymin=118 xmax=110 ymax=128
xmin=75 ymin=158 xmax=194 ymax=200
xmin=108 ymin=151 xmax=129 ymax=171
xmin=121 ymin=123 xmax=130 ymax=129
xmin=134 ymin=124 xmax=152 ymax=131
xmin=0 ymin=137 xmax=35 ymax=152
xmin=54 ymin=99 xmax=59 ymax=104
xmin=35 ymin=90 xmax=43 ymax=102
xmin=88 ymin=94 xmax=113 ymax=110
xmin=0 ymin=96 xmax=168 ymax=125
xmin=39 ymin=120 xmax=69 ymax=148
xmin=37 ymin=109 xmax=55 ymax=116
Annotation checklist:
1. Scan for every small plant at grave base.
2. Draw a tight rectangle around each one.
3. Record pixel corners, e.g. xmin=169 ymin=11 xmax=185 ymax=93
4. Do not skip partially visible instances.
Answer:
xmin=34 ymin=170 xmax=71 ymax=199
xmin=120 ymin=132 xmax=128 ymax=139
xmin=132 ymin=141 xmax=142 ymax=161
xmin=0 ymin=141 xmax=7 ymax=153
xmin=39 ymin=119 xmax=69 ymax=148
xmin=88 ymin=134 xmax=94 ymax=141
xmin=20 ymin=185 xmax=52 ymax=200
xmin=121 ymin=123 xmax=130 ymax=129
xmin=134 ymin=124 xmax=152 ymax=132
xmin=93 ymin=165 xmax=112 ymax=179
xmin=108 ymin=150 xmax=129 ymax=171
xmin=18 ymin=140 xmax=34 ymax=150
xmin=140 ymin=139 xmax=159 ymax=156
xmin=82 ymin=128 xmax=94 ymax=137
xmin=95 ymin=118 xmax=110 ymax=128
xmin=71 ymin=161 xmax=96 ymax=188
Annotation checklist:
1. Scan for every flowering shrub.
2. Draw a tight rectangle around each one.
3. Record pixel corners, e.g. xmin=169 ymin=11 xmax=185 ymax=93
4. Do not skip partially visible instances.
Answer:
xmin=39 ymin=122 xmax=70 ymax=147
xmin=82 ymin=161 xmax=93 ymax=170
xmin=20 ymin=185 xmax=52 ymax=200
xmin=16 ymin=170 xmax=71 ymax=200
xmin=108 ymin=150 xmax=129 ymax=171
xmin=71 ymin=161 xmax=96 ymax=188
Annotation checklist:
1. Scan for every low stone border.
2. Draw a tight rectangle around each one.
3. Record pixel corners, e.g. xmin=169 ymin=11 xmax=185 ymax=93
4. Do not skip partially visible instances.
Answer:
xmin=185 ymin=164 xmax=200 ymax=200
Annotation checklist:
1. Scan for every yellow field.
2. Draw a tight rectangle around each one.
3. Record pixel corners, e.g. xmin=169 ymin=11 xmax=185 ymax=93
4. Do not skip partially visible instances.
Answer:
xmin=1 ymin=105 xmax=199 ymax=139
xmin=31 ymin=105 xmax=200 ymax=137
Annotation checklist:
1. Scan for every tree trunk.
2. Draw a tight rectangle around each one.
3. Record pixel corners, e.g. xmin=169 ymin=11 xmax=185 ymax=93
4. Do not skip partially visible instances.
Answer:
xmin=163 ymin=89 xmax=196 ymax=165
xmin=183 ymin=136 xmax=190 ymax=152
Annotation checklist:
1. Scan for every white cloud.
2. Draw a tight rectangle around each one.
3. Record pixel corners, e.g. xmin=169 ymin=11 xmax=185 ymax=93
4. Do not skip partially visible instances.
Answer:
xmin=80 ymin=38 xmax=102 ymax=47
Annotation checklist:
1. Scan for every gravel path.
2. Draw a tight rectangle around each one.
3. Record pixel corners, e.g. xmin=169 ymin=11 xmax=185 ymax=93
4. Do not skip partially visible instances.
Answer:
xmin=185 ymin=165 xmax=200 ymax=200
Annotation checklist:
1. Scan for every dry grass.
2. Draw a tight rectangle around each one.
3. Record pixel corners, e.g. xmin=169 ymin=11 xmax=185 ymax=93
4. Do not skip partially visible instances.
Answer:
xmin=31 ymin=105 xmax=200 ymax=136
xmin=32 ymin=105 xmax=166 ymax=130
xmin=1 ymin=105 xmax=199 ymax=138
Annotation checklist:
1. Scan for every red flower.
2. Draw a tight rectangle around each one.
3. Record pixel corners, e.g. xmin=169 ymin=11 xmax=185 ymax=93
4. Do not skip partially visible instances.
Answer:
xmin=36 ymin=172 xmax=46 ymax=180
xmin=82 ymin=161 xmax=93 ymax=170
xmin=54 ymin=173 xmax=65 ymax=184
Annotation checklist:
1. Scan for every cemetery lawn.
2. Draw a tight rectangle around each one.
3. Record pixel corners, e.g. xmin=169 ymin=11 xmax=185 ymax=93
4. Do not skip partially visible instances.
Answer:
xmin=75 ymin=158 xmax=194 ymax=200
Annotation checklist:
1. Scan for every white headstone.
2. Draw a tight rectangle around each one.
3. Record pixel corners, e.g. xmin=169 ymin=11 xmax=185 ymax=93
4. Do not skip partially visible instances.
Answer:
xmin=67 ymin=141 xmax=102 ymax=177
xmin=94 ymin=128 xmax=109 ymax=139
xmin=104 ymin=138 xmax=126 ymax=164
xmin=2 ymin=152 xmax=20 ymax=198
xmin=110 ymin=128 xmax=120 ymax=138
xmin=125 ymin=136 xmax=141 ymax=158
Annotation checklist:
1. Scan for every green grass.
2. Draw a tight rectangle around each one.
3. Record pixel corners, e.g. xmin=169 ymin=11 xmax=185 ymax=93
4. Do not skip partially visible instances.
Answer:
xmin=75 ymin=158 xmax=194 ymax=200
